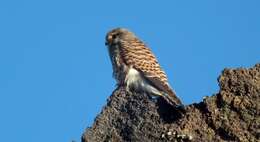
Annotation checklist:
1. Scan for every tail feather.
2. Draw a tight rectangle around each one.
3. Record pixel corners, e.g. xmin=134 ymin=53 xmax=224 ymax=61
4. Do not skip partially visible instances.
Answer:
xmin=163 ymin=89 xmax=182 ymax=106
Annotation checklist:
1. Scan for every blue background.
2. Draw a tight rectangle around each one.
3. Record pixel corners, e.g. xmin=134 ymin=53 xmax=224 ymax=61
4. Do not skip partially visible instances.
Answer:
xmin=0 ymin=0 xmax=259 ymax=141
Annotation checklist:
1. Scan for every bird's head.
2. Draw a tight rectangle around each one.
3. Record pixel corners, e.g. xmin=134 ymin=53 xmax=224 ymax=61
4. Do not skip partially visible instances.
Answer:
xmin=105 ymin=28 xmax=137 ymax=46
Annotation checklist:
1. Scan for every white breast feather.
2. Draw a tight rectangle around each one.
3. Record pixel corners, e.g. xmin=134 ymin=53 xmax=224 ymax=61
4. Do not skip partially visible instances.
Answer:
xmin=125 ymin=67 xmax=162 ymax=96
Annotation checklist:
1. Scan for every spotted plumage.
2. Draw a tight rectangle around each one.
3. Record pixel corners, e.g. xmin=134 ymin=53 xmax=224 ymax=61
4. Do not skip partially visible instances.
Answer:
xmin=105 ymin=28 xmax=182 ymax=106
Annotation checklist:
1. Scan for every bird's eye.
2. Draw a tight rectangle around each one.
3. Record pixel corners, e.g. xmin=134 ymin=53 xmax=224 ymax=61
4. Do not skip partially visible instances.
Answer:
xmin=112 ymin=34 xmax=117 ymax=39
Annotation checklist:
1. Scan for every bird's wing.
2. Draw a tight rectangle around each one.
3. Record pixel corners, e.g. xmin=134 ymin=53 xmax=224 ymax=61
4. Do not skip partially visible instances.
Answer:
xmin=120 ymin=40 xmax=182 ymax=105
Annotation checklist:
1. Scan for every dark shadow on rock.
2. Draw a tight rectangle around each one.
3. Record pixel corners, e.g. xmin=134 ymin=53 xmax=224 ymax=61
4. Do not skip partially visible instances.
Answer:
xmin=156 ymin=97 xmax=184 ymax=123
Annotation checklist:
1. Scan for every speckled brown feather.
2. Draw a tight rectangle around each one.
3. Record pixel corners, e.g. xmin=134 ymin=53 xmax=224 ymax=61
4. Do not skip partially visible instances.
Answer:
xmin=119 ymin=37 xmax=182 ymax=105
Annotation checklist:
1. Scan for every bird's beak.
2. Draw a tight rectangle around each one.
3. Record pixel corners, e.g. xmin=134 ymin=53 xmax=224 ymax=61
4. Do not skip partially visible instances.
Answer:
xmin=105 ymin=35 xmax=112 ymax=46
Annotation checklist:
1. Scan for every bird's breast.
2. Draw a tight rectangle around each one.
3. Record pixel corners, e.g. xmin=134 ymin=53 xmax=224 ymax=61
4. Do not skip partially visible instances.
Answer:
xmin=125 ymin=67 xmax=142 ymax=87
xmin=108 ymin=45 xmax=127 ymax=84
xmin=125 ymin=67 xmax=162 ymax=96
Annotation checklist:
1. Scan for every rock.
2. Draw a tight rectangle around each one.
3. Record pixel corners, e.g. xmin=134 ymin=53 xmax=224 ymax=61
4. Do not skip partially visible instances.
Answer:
xmin=82 ymin=64 xmax=260 ymax=142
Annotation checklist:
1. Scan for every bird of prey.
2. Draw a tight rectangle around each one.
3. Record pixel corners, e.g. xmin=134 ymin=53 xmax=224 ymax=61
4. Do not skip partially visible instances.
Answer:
xmin=105 ymin=28 xmax=182 ymax=106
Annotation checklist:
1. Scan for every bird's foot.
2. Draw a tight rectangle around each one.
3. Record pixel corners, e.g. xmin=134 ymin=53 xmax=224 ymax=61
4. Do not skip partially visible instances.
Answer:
xmin=148 ymin=95 xmax=160 ymax=103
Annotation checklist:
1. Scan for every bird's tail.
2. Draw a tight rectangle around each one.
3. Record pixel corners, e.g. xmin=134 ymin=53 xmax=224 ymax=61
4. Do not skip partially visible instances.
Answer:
xmin=162 ymin=89 xmax=183 ymax=106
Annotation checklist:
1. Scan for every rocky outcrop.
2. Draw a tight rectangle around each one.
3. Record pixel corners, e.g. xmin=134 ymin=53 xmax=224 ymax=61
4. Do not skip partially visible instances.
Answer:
xmin=82 ymin=64 xmax=260 ymax=142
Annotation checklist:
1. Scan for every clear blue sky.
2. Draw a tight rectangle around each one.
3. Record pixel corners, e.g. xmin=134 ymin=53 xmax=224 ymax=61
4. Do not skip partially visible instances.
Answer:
xmin=0 ymin=0 xmax=259 ymax=141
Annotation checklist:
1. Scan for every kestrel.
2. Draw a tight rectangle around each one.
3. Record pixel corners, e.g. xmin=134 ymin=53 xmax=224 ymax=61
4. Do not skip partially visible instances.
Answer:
xmin=105 ymin=28 xmax=182 ymax=106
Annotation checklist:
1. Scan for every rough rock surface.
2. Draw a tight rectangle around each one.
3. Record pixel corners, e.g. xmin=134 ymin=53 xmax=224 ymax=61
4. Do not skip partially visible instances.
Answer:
xmin=82 ymin=64 xmax=260 ymax=142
